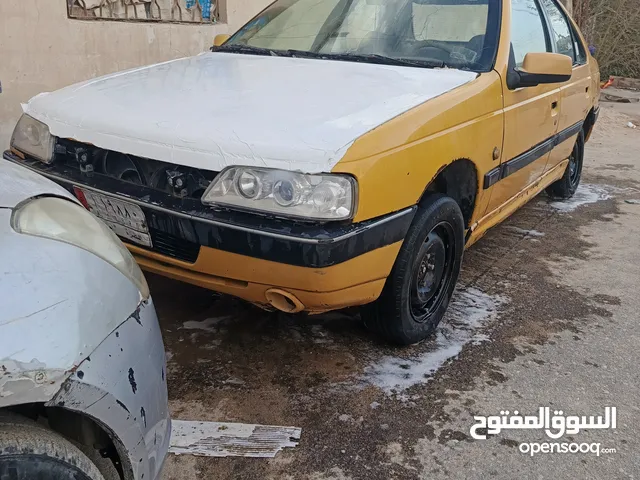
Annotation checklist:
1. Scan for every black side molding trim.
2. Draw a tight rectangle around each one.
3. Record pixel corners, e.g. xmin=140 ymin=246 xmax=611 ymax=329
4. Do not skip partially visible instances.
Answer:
xmin=502 ymin=136 xmax=556 ymax=179
xmin=483 ymin=167 xmax=501 ymax=189
xmin=555 ymin=121 xmax=584 ymax=145
xmin=483 ymin=121 xmax=584 ymax=190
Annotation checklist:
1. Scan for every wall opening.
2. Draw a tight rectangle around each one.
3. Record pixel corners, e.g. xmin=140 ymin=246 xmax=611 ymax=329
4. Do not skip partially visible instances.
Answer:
xmin=67 ymin=0 xmax=223 ymax=24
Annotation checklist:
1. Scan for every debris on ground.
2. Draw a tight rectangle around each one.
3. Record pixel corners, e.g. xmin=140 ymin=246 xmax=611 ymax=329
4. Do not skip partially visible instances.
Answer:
xmin=169 ymin=420 xmax=301 ymax=458
xmin=603 ymin=94 xmax=639 ymax=103
xmin=600 ymin=84 xmax=640 ymax=106
xmin=601 ymin=76 xmax=614 ymax=89
xmin=607 ymin=76 xmax=640 ymax=91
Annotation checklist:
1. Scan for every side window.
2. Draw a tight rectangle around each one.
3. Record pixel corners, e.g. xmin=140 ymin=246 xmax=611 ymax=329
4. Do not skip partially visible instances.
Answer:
xmin=540 ymin=0 xmax=576 ymax=62
xmin=568 ymin=20 xmax=587 ymax=64
xmin=511 ymin=0 xmax=550 ymax=67
xmin=572 ymin=28 xmax=587 ymax=64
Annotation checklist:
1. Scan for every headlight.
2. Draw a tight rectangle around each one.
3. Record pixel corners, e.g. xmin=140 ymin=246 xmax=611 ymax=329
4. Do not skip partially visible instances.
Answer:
xmin=10 ymin=114 xmax=55 ymax=164
xmin=11 ymin=197 xmax=150 ymax=299
xmin=202 ymin=167 xmax=357 ymax=221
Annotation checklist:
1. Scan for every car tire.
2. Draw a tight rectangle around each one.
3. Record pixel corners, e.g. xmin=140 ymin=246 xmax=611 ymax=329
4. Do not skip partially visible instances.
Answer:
xmin=545 ymin=130 xmax=585 ymax=199
xmin=363 ymin=194 xmax=465 ymax=345
xmin=0 ymin=411 xmax=105 ymax=480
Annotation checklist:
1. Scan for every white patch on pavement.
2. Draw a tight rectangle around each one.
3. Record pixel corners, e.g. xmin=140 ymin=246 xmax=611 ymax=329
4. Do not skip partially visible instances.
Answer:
xmin=362 ymin=288 xmax=506 ymax=395
xmin=170 ymin=420 xmax=301 ymax=458
xmin=180 ymin=316 xmax=230 ymax=334
xmin=506 ymin=227 xmax=546 ymax=237
xmin=547 ymin=184 xmax=611 ymax=213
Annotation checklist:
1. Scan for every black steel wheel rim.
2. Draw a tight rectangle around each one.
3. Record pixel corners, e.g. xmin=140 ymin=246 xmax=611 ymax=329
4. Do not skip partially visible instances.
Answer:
xmin=568 ymin=141 xmax=582 ymax=187
xmin=410 ymin=221 xmax=456 ymax=323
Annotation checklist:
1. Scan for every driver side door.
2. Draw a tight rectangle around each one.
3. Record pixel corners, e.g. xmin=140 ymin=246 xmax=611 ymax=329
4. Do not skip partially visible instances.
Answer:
xmin=486 ymin=0 xmax=561 ymax=212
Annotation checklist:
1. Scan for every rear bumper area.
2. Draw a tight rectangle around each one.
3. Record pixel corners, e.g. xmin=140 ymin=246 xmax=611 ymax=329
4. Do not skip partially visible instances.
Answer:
xmin=4 ymin=152 xmax=412 ymax=312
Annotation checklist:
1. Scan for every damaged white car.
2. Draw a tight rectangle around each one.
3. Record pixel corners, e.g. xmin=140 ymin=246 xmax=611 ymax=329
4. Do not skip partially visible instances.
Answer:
xmin=0 ymin=160 xmax=170 ymax=480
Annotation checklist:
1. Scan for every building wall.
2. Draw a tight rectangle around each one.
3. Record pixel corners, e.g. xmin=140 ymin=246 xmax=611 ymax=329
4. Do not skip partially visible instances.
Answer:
xmin=0 ymin=0 xmax=269 ymax=148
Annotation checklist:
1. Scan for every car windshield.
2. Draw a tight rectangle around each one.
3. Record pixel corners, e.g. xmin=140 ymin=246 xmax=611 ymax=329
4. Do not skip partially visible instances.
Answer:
xmin=223 ymin=0 xmax=500 ymax=71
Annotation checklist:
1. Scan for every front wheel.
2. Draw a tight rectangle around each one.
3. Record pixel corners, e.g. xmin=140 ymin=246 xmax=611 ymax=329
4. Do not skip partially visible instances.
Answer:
xmin=546 ymin=130 xmax=585 ymax=199
xmin=363 ymin=194 xmax=465 ymax=345
xmin=0 ymin=412 xmax=105 ymax=480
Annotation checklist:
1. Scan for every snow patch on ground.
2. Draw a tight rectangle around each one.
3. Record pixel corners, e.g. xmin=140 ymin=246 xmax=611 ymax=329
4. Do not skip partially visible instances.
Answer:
xmin=361 ymin=288 xmax=506 ymax=395
xmin=547 ymin=184 xmax=612 ymax=213
xmin=507 ymin=226 xmax=546 ymax=237
xmin=181 ymin=316 xmax=232 ymax=333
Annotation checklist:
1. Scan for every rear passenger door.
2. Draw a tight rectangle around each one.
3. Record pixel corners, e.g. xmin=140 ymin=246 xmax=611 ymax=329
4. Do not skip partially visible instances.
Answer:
xmin=539 ymin=0 xmax=592 ymax=173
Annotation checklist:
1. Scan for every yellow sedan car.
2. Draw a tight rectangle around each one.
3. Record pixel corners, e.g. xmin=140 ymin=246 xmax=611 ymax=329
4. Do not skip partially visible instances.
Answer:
xmin=5 ymin=0 xmax=599 ymax=344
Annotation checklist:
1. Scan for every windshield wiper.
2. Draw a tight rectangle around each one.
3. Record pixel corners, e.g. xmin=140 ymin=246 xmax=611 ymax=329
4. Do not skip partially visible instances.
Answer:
xmin=211 ymin=45 xmax=445 ymax=69
xmin=211 ymin=44 xmax=277 ymax=56
xmin=284 ymin=50 xmax=445 ymax=69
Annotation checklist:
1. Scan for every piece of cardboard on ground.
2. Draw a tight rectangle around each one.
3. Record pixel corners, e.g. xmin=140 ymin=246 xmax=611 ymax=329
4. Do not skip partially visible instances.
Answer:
xmin=602 ymin=86 xmax=640 ymax=104
xmin=170 ymin=420 xmax=302 ymax=458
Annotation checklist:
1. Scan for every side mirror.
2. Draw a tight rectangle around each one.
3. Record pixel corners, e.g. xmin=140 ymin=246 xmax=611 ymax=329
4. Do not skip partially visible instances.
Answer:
xmin=213 ymin=34 xmax=230 ymax=47
xmin=509 ymin=52 xmax=572 ymax=89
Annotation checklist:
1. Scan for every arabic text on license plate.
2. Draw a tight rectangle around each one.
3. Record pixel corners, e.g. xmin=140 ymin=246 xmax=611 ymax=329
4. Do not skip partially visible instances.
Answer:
xmin=77 ymin=188 xmax=153 ymax=248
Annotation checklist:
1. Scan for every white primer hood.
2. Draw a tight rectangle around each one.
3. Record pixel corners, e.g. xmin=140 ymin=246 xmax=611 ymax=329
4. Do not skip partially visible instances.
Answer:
xmin=25 ymin=53 xmax=476 ymax=173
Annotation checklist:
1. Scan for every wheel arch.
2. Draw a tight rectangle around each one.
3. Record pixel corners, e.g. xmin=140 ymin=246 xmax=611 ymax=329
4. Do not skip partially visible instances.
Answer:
xmin=583 ymin=107 xmax=597 ymax=142
xmin=419 ymin=158 xmax=479 ymax=229
xmin=2 ymin=403 xmax=131 ymax=480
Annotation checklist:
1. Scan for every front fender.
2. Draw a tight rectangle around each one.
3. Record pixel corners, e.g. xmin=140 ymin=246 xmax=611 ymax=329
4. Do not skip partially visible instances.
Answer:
xmin=48 ymin=300 xmax=170 ymax=480
xmin=333 ymin=72 xmax=503 ymax=224
xmin=0 ymin=212 xmax=142 ymax=407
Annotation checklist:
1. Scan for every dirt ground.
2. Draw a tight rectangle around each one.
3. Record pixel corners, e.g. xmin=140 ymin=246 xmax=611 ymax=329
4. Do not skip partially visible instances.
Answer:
xmin=158 ymin=102 xmax=640 ymax=479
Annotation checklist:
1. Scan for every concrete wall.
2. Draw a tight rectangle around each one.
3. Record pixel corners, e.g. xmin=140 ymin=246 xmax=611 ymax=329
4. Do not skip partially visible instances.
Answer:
xmin=0 ymin=0 xmax=269 ymax=148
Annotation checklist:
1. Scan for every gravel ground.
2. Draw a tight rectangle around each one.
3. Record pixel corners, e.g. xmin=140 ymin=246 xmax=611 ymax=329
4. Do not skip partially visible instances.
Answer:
xmin=158 ymin=102 xmax=640 ymax=480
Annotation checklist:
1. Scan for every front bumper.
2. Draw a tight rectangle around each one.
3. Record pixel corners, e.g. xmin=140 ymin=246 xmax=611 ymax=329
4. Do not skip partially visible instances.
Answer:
xmin=49 ymin=300 xmax=170 ymax=480
xmin=4 ymin=152 xmax=414 ymax=312
xmin=130 ymin=240 xmax=402 ymax=313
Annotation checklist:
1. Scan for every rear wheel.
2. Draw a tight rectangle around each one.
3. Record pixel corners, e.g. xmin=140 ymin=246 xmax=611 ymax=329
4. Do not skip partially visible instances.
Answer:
xmin=546 ymin=130 xmax=585 ymax=199
xmin=363 ymin=194 xmax=465 ymax=345
xmin=0 ymin=412 xmax=105 ymax=480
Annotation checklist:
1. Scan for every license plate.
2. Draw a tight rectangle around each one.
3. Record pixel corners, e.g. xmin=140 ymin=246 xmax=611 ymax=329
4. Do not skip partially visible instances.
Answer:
xmin=75 ymin=187 xmax=153 ymax=248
